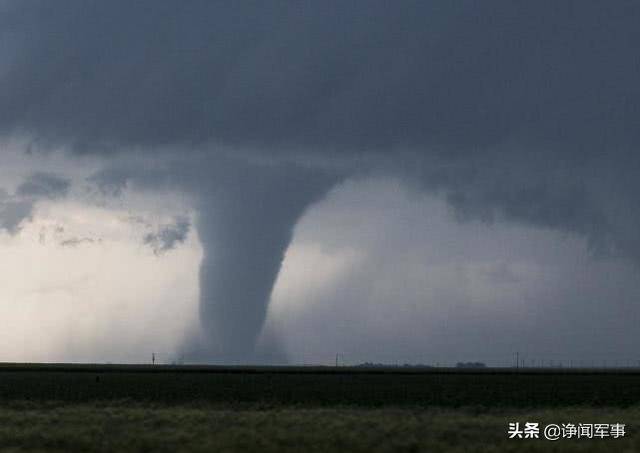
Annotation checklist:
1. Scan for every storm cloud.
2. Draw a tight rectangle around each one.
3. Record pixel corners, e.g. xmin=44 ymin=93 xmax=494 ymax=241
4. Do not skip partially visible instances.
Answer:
xmin=0 ymin=172 xmax=71 ymax=234
xmin=1 ymin=1 xmax=640 ymax=362
xmin=0 ymin=197 xmax=32 ymax=234
xmin=144 ymin=216 xmax=190 ymax=255
xmin=16 ymin=172 xmax=70 ymax=199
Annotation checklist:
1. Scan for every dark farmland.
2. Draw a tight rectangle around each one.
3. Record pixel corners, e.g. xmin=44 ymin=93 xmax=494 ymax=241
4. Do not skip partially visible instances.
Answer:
xmin=2 ymin=364 xmax=640 ymax=407
xmin=2 ymin=365 xmax=640 ymax=452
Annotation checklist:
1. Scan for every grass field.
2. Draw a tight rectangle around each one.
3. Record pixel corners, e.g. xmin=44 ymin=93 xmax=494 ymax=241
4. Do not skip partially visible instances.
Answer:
xmin=0 ymin=364 xmax=638 ymax=451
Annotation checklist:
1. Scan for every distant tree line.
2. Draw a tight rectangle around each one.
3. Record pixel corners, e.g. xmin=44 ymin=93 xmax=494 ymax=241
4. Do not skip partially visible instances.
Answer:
xmin=455 ymin=362 xmax=486 ymax=368
xmin=355 ymin=362 xmax=433 ymax=368
xmin=353 ymin=362 xmax=487 ymax=368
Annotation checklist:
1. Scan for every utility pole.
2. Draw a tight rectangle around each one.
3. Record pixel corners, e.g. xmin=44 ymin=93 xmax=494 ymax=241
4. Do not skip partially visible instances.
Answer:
xmin=516 ymin=352 xmax=519 ymax=370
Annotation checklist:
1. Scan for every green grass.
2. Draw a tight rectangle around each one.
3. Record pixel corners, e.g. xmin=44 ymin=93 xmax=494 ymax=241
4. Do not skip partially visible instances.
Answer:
xmin=0 ymin=402 xmax=636 ymax=452
xmin=1 ymin=365 xmax=639 ymax=451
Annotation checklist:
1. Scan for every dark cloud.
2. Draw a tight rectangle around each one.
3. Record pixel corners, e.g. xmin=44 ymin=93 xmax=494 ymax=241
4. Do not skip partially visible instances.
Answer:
xmin=59 ymin=237 xmax=97 ymax=248
xmin=0 ymin=173 xmax=71 ymax=234
xmin=143 ymin=217 xmax=190 ymax=255
xmin=16 ymin=172 xmax=70 ymax=199
xmin=87 ymin=167 xmax=130 ymax=197
xmin=3 ymin=1 xmax=639 ymax=254
xmin=0 ymin=199 xmax=33 ymax=234
xmin=1 ymin=1 xmax=640 ymax=362
xmin=2 ymin=2 xmax=638 ymax=154
xmin=0 ymin=172 xmax=71 ymax=235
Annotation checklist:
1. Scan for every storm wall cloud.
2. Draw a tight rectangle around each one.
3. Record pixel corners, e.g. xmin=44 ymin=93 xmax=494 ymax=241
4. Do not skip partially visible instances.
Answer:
xmin=1 ymin=1 xmax=640 ymax=362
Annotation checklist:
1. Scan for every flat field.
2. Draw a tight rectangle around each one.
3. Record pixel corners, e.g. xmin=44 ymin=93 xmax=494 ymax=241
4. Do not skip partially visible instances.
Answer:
xmin=0 ymin=364 xmax=638 ymax=452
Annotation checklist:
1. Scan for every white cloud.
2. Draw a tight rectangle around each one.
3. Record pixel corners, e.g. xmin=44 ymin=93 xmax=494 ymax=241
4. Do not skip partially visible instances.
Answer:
xmin=0 ymin=194 xmax=201 ymax=363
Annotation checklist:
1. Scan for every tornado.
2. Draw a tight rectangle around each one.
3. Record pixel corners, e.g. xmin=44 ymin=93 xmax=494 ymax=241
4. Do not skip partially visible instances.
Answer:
xmin=3 ymin=0 xmax=640 ymax=364
xmin=193 ymin=162 xmax=337 ymax=363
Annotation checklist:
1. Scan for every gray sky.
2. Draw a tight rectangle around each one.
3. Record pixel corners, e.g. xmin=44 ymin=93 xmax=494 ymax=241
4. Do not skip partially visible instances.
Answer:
xmin=0 ymin=1 xmax=639 ymax=365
